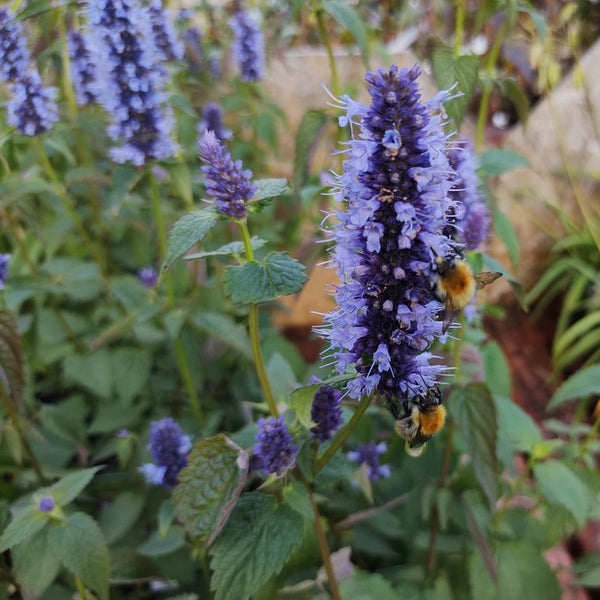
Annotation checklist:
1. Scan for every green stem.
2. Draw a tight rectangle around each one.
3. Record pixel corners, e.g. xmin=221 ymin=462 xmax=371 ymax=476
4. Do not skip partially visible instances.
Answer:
xmin=314 ymin=395 xmax=373 ymax=475
xmin=307 ymin=485 xmax=342 ymax=600
xmin=237 ymin=220 xmax=278 ymax=417
xmin=0 ymin=385 xmax=45 ymax=483
xmin=313 ymin=0 xmax=341 ymax=99
xmin=454 ymin=0 xmax=466 ymax=56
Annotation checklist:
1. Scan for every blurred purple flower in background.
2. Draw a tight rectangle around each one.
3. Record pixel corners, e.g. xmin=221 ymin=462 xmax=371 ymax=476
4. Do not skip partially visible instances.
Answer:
xmin=67 ymin=30 xmax=98 ymax=106
xmin=310 ymin=386 xmax=344 ymax=442
xmin=38 ymin=496 xmax=56 ymax=513
xmin=148 ymin=0 xmax=183 ymax=62
xmin=229 ymin=8 xmax=264 ymax=82
xmin=0 ymin=254 xmax=10 ymax=289
xmin=198 ymin=101 xmax=232 ymax=142
xmin=0 ymin=9 xmax=31 ymax=82
xmin=347 ymin=441 xmax=391 ymax=482
xmin=138 ymin=266 xmax=158 ymax=288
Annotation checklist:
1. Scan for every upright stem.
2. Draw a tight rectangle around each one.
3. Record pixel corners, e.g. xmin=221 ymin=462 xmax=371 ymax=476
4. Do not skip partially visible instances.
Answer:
xmin=307 ymin=485 xmax=342 ymax=600
xmin=237 ymin=220 xmax=278 ymax=417
xmin=453 ymin=0 xmax=466 ymax=56
xmin=312 ymin=0 xmax=341 ymax=99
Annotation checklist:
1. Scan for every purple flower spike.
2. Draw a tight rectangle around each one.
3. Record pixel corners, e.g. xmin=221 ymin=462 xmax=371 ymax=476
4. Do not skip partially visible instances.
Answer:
xmin=198 ymin=130 xmax=257 ymax=219
xmin=229 ymin=9 xmax=264 ymax=82
xmin=348 ymin=441 xmax=391 ymax=482
xmin=0 ymin=254 xmax=10 ymax=289
xmin=67 ymin=30 xmax=97 ymax=105
xmin=198 ymin=102 xmax=231 ymax=142
xmin=317 ymin=65 xmax=459 ymax=404
xmin=254 ymin=417 xmax=297 ymax=476
xmin=138 ymin=266 xmax=158 ymax=288
xmin=0 ymin=9 xmax=31 ymax=83
xmin=311 ymin=386 xmax=344 ymax=442
xmin=148 ymin=0 xmax=184 ymax=62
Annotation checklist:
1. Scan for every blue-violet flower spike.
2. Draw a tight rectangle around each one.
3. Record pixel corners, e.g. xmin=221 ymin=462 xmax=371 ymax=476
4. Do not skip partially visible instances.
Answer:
xmin=198 ymin=130 xmax=257 ymax=219
xmin=198 ymin=101 xmax=231 ymax=142
xmin=0 ymin=254 xmax=10 ymax=289
xmin=0 ymin=9 xmax=31 ymax=82
xmin=347 ymin=441 xmax=391 ymax=482
xmin=229 ymin=9 xmax=264 ymax=82
xmin=317 ymin=65 xmax=459 ymax=404
xmin=67 ymin=30 xmax=98 ymax=105
xmin=310 ymin=386 xmax=344 ymax=442
xmin=148 ymin=0 xmax=184 ymax=61
xmin=254 ymin=417 xmax=297 ymax=476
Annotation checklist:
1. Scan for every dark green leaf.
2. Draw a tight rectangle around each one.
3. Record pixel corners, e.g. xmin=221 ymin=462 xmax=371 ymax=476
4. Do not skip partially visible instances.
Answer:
xmin=223 ymin=252 xmax=307 ymax=304
xmin=13 ymin=527 xmax=61 ymax=600
xmin=161 ymin=208 xmax=220 ymax=278
xmin=137 ymin=525 xmax=186 ymax=556
xmin=282 ymin=481 xmax=313 ymax=521
xmin=339 ymin=569 xmax=396 ymax=599
xmin=293 ymin=109 xmax=328 ymax=194
xmin=479 ymin=148 xmax=529 ymax=177
xmin=533 ymin=460 xmax=592 ymax=527
xmin=63 ymin=350 xmax=113 ymax=400
xmin=432 ymin=47 xmax=479 ymax=128
xmin=290 ymin=384 xmax=319 ymax=428
xmin=548 ymin=365 xmax=600 ymax=410
xmin=266 ymin=352 xmax=297 ymax=403
xmin=41 ymin=259 xmax=103 ymax=303
xmin=0 ymin=309 xmax=25 ymax=407
xmin=0 ymin=506 xmax=49 ymax=552
xmin=322 ymin=0 xmax=369 ymax=64
xmin=253 ymin=178 xmax=288 ymax=202
xmin=185 ymin=237 xmax=266 ymax=260
xmin=173 ymin=435 xmax=248 ymax=545
xmin=48 ymin=512 xmax=111 ymax=600
xmin=453 ymin=383 xmax=498 ymax=506
xmin=42 ymin=466 xmax=103 ymax=506
xmin=209 ymin=493 xmax=304 ymax=600
xmin=191 ymin=311 xmax=252 ymax=359
xmin=100 ymin=492 xmax=145 ymax=545
xmin=112 ymin=348 xmax=151 ymax=403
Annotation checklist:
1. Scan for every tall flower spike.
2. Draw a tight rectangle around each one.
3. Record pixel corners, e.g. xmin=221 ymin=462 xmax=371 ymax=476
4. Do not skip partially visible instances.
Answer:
xmin=198 ymin=102 xmax=231 ymax=142
xmin=0 ymin=254 xmax=10 ymax=289
xmin=198 ymin=130 xmax=256 ymax=219
xmin=310 ymin=385 xmax=344 ymax=442
xmin=254 ymin=417 xmax=297 ymax=476
xmin=317 ymin=65 xmax=459 ymax=404
xmin=229 ymin=9 xmax=264 ymax=82
xmin=446 ymin=137 xmax=491 ymax=250
xmin=67 ymin=30 xmax=98 ymax=105
xmin=0 ymin=9 xmax=31 ymax=82
xmin=148 ymin=0 xmax=184 ymax=62
xmin=7 ymin=71 xmax=59 ymax=136
xmin=86 ymin=0 xmax=178 ymax=165
xmin=139 ymin=417 xmax=192 ymax=488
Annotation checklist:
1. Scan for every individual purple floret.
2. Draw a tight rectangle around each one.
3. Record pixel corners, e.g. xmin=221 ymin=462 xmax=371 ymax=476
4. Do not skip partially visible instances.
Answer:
xmin=86 ymin=0 xmax=178 ymax=165
xmin=316 ymin=65 xmax=459 ymax=405
xmin=254 ymin=417 xmax=297 ymax=476
xmin=38 ymin=495 xmax=56 ymax=513
xmin=0 ymin=254 xmax=10 ymax=289
xmin=310 ymin=386 xmax=344 ymax=442
xmin=198 ymin=102 xmax=231 ymax=142
xmin=347 ymin=441 xmax=391 ymax=482
xmin=138 ymin=265 xmax=158 ymax=288
xmin=67 ymin=30 xmax=97 ymax=105
xmin=229 ymin=9 xmax=264 ymax=82
xmin=0 ymin=8 xmax=31 ymax=82
xmin=7 ymin=71 xmax=59 ymax=136
xmin=198 ymin=130 xmax=257 ymax=219
xmin=139 ymin=418 xmax=192 ymax=488
xmin=446 ymin=138 xmax=491 ymax=250
xmin=148 ymin=0 xmax=184 ymax=62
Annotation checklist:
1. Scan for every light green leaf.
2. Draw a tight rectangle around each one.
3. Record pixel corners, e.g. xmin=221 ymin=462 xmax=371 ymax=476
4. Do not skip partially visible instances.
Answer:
xmin=322 ymin=0 xmax=369 ymax=64
xmin=161 ymin=207 xmax=220 ymax=278
xmin=481 ymin=341 xmax=511 ymax=399
xmin=293 ymin=109 xmax=328 ymax=194
xmin=0 ymin=506 xmax=49 ymax=552
xmin=339 ymin=569 xmax=397 ymax=599
xmin=173 ymin=435 xmax=248 ymax=546
xmin=0 ymin=309 xmax=25 ymax=407
xmin=548 ymin=365 xmax=600 ymax=410
xmin=282 ymin=481 xmax=313 ymax=521
xmin=210 ymin=493 xmax=304 ymax=600
xmin=63 ymin=349 xmax=113 ymax=400
xmin=290 ymin=384 xmax=319 ymax=428
xmin=453 ymin=383 xmax=498 ymax=506
xmin=253 ymin=178 xmax=288 ymax=202
xmin=185 ymin=237 xmax=266 ymax=260
xmin=100 ymin=492 xmax=145 ymax=545
xmin=48 ymin=512 xmax=111 ymax=600
xmin=479 ymin=148 xmax=529 ymax=177
xmin=42 ymin=466 xmax=103 ymax=506
xmin=266 ymin=352 xmax=297 ymax=403
xmin=494 ymin=395 xmax=542 ymax=453
xmin=112 ymin=348 xmax=151 ymax=404
xmin=191 ymin=311 xmax=252 ymax=359
xmin=492 ymin=205 xmax=520 ymax=268
xmin=137 ymin=525 xmax=186 ymax=556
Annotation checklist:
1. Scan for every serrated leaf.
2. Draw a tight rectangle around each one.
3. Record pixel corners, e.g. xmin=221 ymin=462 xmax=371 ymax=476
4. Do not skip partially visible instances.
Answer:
xmin=48 ymin=512 xmax=110 ymax=600
xmin=548 ymin=365 xmax=600 ymax=410
xmin=42 ymin=466 xmax=102 ymax=506
xmin=209 ymin=493 xmax=304 ymax=600
xmin=494 ymin=395 xmax=542 ymax=454
xmin=173 ymin=435 xmax=248 ymax=546
xmin=137 ymin=525 xmax=186 ymax=556
xmin=533 ymin=460 xmax=591 ymax=527
xmin=293 ymin=109 xmax=328 ymax=194
xmin=13 ymin=526 xmax=61 ymax=600
xmin=253 ymin=178 xmax=288 ymax=202
xmin=185 ymin=237 xmax=266 ymax=260
xmin=432 ymin=47 xmax=479 ymax=128
xmin=0 ymin=309 xmax=25 ymax=406
xmin=112 ymin=348 xmax=151 ymax=404
xmin=223 ymin=252 xmax=307 ymax=304
xmin=282 ymin=481 xmax=313 ymax=521
xmin=322 ymin=0 xmax=369 ymax=64
xmin=0 ymin=506 xmax=49 ymax=552
xmin=191 ymin=311 xmax=252 ymax=359
xmin=161 ymin=207 xmax=220 ymax=278
xmin=453 ymin=383 xmax=498 ymax=506
xmin=63 ymin=350 xmax=113 ymax=400
xmin=100 ymin=492 xmax=145 ymax=545
xmin=479 ymin=148 xmax=529 ymax=177
xmin=290 ymin=384 xmax=319 ymax=428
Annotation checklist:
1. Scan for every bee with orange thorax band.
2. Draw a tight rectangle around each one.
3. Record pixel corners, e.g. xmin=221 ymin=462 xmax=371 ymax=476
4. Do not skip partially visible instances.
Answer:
xmin=434 ymin=255 xmax=502 ymax=333
xmin=390 ymin=386 xmax=447 ymax=449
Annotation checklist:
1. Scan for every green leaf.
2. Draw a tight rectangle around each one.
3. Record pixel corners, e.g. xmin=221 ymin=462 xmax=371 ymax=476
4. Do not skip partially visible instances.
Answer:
xmin=185 ymin=237 xmax=266 ymax=260
xmin=48 ymin=512 xmax=111 ymax=600
xmin=293 ymin=109 xmax=328 ymax=194
xmin=112 ymin=348 xmax=151 ymax=403
xmin=548 ymin=365 xmax=600 ymax=410
xmin=339 ymin=569 xmax=396 ymax=599
xmin=100 ymin=492 xmax=145 ymax=545
xmin=494 ymin=395 xmax=542 ymax=454
xmin=481 ymin=341 xmax=511 ymax=399
xmin=137 ymin=525 xmax=186 ymax=556
xmin=453 ymin=383 xmax=498 ymax=506
xmin=63 ymin=350 xmax=113 ymax=400
xmin=191 ymin=311 xmax=252 ymax=359
xmin=322 ymin=0 xmax=369 ymax=65
xmin=479 ymin=148 xmax=529 ymax=177
xmin=290 ymin=384 xmax=319 ymax=428
xmin=0 ymin=506 xmax=49 ymax=552
xmin=266 ymin=352 xmax=297 ymax=403
xmin=42 ymin=466 xmax=103 ymax=506
xmin=210 ymin=493 xmax=304 ymax=600
xmin=253 ymin=178 xmax=288 ymax=202
xmin=173 ymin=435 xmax=248 ymax=545
xmin=161 ymin=207 xmax=220 ymax=278
xmin=223 ymin=252 xmax=307 ymax=304
xmin=41 ymin=258 xmax=103 ymax=303
xmin=492 ymin=205 xmax=520 ymax=268
xmin=0 ymin=309 xmax=25 ymax=408
xmin=282 ymin=481 xmax=313 ymax=521
xmin=13 ymin=527 xmax=61 ymax=600
xmin=169 ymin=162 xmax=193 ymax=207
xmin=533 ymin=460 xmax=592 ymax=527
xmin=432 ymin=47 xmax=479 ymax=128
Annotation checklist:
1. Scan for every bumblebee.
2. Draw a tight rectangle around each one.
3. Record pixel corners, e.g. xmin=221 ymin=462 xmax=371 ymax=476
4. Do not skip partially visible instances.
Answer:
xmin=392 ymin=386 xmax=447 ymax=449
xmin=434 ymin=255 xmax=502 ymax=332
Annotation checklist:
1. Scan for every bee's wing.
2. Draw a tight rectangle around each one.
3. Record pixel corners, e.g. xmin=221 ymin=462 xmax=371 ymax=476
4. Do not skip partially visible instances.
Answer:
xmin=474 ymin=271 xmax=502 ymax=290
